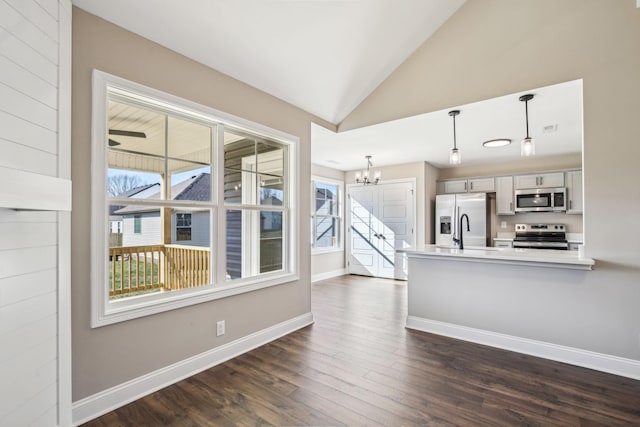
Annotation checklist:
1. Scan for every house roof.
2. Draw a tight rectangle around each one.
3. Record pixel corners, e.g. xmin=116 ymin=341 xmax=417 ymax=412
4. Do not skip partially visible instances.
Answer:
xmin=109 ymin=182 xmax=161 ymax=216
xmin=114 ymin=173 xmax=210 ymax=215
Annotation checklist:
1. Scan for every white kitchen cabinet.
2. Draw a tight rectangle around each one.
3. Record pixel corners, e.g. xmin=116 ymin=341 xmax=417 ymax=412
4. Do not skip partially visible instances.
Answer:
xmin=443 ymin=179 xmax=469 ymax=194
xmin=468 ymin=177 xmax=495 ymax=192
xmin=493 ymin=240 xmax=513 ymax=248
xmin=566 ymin=170 xmax=583 ymax=214
xmin=495 ymin=176 xmax=515 ymax=215
xmin=439 ymin=177 xmax=495 ymax=194
xmin=514 ymin=172 xmax=565 ymax=189
xmin=568 ymin=242 xmax=583 ymax=251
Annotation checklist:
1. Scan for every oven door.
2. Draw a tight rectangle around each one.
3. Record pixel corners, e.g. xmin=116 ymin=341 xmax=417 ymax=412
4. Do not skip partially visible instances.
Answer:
xmin=513 ymin=240 xmax=569 ymax=250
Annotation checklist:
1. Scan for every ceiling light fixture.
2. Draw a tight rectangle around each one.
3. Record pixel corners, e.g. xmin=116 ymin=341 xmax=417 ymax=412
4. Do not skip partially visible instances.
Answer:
xmin=482 ymin=138 xmax=512 ymax=148
xmin=355 ymin=155 xmax=381 ymax=185
xmin=519 ymin=94 xmax=535 ymax=156
xmin=448 ymin=110 xmax=461 ymax=165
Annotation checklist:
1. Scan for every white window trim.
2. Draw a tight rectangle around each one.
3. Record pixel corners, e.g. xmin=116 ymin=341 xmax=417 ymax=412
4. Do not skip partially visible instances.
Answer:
xmin=311 ymin=176 xmax=344 ymax=254
xmin=91 ymin=70 xmax=299 ymax=328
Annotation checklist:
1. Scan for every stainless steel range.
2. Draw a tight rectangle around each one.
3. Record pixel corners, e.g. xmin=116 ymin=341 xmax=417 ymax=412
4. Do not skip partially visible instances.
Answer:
xmin=513 ymin=224 xmax=568 ymax=250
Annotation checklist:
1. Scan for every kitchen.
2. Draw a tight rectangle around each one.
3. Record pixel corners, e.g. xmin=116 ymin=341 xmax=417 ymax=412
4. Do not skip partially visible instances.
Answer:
xmin=313 ymin=78 xmax=589 ymax=275
xmin=311 ymin=77 xmax=612 ymax=376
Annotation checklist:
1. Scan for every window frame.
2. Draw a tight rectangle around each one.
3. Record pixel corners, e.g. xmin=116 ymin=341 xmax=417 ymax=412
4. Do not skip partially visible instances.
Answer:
xmin=175 ymin=212 xmax=192 ymax=241
xmin=311 ymin=176 xmax=344 ymax=253
xmin=133 ymin=214 xmax=142 ymax=234
xmin=91 ymin=70 xmax=299 ymax=328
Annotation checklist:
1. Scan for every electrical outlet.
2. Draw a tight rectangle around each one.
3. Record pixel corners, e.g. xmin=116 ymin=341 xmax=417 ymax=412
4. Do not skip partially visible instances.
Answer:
xmin=216 ymin=320 xmax=225 ymax=337
xmin=501 ymin=221 xmax=507 ymax=229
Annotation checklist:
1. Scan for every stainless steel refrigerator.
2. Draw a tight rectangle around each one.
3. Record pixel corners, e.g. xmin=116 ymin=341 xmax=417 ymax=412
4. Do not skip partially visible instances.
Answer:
xmin=435 ymin=193 xmax=489 ymax=248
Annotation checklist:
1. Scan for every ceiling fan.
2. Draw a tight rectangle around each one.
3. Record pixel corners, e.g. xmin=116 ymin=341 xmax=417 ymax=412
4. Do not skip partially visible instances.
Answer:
xmin=108 ymin=129 xmax=146 ymax=147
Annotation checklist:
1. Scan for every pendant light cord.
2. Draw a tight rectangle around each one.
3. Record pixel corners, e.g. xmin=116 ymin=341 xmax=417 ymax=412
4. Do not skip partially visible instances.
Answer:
xmin=525 ymin=98 xmax=530 ymax=139
xmin=452 ymin=113 xmax=457 ymax=149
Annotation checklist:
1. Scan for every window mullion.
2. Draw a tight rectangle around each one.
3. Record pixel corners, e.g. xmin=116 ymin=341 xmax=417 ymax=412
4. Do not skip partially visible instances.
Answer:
xmin=214 ymin=125 xmax=226 ymax=285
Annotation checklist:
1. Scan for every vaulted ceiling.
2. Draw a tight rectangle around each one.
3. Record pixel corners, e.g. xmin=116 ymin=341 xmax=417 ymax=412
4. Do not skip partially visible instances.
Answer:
xmin=72 ymin=0 xmax=465 ymax=124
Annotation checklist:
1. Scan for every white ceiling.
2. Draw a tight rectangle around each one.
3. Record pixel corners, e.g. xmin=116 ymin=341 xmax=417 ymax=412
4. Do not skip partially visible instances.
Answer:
xmin=72 ymin=0 xmax=465 ymax=124
xmin=311 ymin=79 xmax=584 ymax=171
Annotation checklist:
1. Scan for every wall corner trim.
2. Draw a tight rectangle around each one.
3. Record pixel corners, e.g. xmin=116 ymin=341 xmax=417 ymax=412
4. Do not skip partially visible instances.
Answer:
xmin=72 ymin=312 xmax=314 ymax=425
xmin=405 ymin=316 xmax=640 ymax=381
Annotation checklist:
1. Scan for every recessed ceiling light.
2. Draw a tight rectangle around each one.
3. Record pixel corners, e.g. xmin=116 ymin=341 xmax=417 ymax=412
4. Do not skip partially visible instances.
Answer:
xmin=482 ymin=138 xmax=512 ymax=148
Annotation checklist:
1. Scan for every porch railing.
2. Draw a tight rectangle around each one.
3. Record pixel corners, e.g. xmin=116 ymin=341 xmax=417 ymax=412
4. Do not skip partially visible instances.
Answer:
xmin=164 ymin=244 xmax=211 ymax=291
xmin=108 ymin=244 xmax=211 ymax=298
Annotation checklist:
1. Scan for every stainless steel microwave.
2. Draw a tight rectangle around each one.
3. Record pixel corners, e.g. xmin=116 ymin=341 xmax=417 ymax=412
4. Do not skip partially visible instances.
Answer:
xmin=514 ymin=187 xmax=566 ymax=212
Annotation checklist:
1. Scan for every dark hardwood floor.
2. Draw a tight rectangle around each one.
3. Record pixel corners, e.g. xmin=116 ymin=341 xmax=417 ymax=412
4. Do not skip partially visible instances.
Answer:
xmin=84 ymin=275 xmax=640 ymax=426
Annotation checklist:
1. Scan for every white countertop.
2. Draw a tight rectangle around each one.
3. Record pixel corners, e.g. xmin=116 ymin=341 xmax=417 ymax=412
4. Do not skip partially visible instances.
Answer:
xmin=398 ymin=244 xmax=594 ymax=270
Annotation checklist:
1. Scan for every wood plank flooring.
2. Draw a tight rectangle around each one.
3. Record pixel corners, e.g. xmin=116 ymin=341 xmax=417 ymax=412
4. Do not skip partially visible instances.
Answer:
xmin=83 ymin=275 xmax=640 ymax=426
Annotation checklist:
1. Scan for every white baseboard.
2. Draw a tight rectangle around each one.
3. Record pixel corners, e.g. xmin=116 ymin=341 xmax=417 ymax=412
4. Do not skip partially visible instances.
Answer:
xmin=406 ymin=316 xmax=640 ymax=381
xmin=312 ymin=268 xmax=347 ymax=283
xmin=72 ymin=312 xmax=314 ymax=426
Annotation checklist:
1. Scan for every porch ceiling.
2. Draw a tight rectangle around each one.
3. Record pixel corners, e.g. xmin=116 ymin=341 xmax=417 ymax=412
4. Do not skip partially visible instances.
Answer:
xmin=108 ymin=100 xmax=244 ymax=175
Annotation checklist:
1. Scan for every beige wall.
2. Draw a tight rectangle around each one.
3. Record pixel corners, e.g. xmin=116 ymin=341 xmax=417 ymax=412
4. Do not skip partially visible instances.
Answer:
xmin=437 ymin=153 xmax=581 ymax=180
xmin=311 ymin=164 xmax=346 ymax=278
xmin=71 ymin=8 xmax=332 ymax=400
xmin=342 ymin=0 xmax=640 ymax=360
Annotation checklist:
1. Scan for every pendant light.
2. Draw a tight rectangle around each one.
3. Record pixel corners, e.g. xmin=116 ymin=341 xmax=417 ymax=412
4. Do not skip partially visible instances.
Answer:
xmin=355 ymin=155 xmax=381 ymax=185
xmin=448 ymin=110 xmax=461 ymax=165
xmin=519 ymin=94 xmax=535 ymax=156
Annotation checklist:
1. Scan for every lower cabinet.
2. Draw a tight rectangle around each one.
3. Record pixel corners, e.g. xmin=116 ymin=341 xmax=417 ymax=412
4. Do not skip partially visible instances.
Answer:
xmin=493 ymin=240 xmax=513 ymax=248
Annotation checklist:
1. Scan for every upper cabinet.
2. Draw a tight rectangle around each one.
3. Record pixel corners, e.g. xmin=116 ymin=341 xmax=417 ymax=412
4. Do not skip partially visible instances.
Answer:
xmin=495 ymin=176 xmax=515 ymax=215
xmin=439 ymin=177 xmax=495 ymax=194
xmin=566 ymin=170 xmax=583 ymax=214
xmin=514 ymin=172 xmax=565 ymax=189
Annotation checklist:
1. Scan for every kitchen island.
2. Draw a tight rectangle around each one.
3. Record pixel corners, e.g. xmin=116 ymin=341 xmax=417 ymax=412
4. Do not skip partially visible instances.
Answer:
xmin=398 ymin=245 xmax=618 ymax=378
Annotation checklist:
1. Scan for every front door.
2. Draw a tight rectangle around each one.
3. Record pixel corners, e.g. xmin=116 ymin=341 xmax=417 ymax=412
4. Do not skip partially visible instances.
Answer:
xmin=348 ymin=181 xmax=414 ymax=279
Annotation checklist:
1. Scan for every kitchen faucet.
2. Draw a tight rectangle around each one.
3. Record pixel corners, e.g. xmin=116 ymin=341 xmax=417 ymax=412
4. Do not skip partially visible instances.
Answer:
xmin=453 ymin=213 xmax=470 ymax=249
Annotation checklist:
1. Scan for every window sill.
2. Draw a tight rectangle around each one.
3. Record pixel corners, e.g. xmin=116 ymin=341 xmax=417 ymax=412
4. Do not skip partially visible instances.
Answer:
xmin=92 ymin=272 xmax=299 ymax=328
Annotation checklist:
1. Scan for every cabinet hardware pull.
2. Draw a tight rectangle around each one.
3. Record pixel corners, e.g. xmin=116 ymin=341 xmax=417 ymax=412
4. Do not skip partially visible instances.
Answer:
xmin=470 ymin=182 xmax=473 ymax=190
xmin=510 ymin=202 xmax=513 ymax=211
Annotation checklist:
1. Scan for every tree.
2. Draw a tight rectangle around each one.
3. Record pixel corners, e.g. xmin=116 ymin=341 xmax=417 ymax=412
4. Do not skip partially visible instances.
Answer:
xmin=107 ymin=174 xmax=143 ymax=197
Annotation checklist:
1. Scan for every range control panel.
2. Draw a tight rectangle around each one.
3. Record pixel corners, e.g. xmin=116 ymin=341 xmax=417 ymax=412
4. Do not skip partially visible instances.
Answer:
xmin=515 ymin=224 xmax=565 ymax=233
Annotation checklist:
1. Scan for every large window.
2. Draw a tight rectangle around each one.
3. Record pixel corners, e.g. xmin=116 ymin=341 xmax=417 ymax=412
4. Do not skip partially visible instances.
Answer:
xmin=312 ymin=178 xmax=343 ymax=251
xmin=91 ymin=71 xmax=298 ymax=327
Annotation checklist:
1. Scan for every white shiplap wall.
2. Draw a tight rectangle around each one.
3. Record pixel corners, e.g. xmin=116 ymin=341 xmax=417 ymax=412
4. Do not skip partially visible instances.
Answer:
xmin=0 ymin=0 xmax=71 ymax=425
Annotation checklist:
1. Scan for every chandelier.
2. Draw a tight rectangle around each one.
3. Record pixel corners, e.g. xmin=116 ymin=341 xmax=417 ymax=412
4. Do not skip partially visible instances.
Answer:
xmin=355 ymin=155 xmax=381 ymax=185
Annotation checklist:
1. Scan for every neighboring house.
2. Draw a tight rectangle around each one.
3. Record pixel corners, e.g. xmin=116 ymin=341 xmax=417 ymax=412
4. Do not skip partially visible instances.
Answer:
xmin=114 ymin=174 xmax=210 ymax=247
xmin=108 ymin=183 xmax=160 ymax=239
